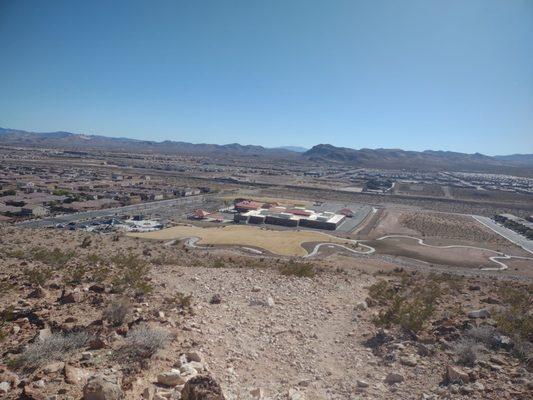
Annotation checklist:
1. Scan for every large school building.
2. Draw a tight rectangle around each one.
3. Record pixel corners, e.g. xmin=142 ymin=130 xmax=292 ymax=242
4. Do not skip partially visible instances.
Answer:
xmin=234 ymin=200 xmax=345 ymax=230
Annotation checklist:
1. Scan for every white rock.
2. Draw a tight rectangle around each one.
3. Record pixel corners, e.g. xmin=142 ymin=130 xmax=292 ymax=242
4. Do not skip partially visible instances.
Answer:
xmin=179 ymin=364 xmax=197 ymax=375
xmin=288 ymin=388 xmax=305 ymax=400
xmin=33 ymin=379 xmax=45 ymax=388
xmin=400 ymin=355 xmax=418 ymax=367
xmin=188 ymin=361 xmax=204 ymax=371
xmin=0 ymin=381 xmax=10 ymax=394
xmin=157 ymin=370 xmax=186 ymax=387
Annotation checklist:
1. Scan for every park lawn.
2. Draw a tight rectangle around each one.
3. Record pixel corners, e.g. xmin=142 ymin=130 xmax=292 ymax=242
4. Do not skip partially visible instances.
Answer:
xmin=128 ymin=224 xmax=352 ymax=256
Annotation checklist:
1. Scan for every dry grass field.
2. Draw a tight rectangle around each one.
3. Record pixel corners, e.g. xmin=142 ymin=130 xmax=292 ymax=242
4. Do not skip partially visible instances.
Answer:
xmin=128 ymin=224 xmax=352 ymax=256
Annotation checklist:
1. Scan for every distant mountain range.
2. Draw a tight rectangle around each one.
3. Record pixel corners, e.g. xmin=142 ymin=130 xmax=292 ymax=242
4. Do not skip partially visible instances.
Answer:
xmin=304 ymin=144 xmax=533 ymax=169
xmin=0 ymin=127 xmax=296 ymax=157
xmin=1 ymin=127 xmax=532 ymax=173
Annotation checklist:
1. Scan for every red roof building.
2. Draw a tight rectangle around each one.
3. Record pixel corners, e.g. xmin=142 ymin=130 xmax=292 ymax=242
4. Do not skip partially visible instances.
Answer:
xmin=288 ymin=209 xmax=312 ymax=217
xmin=337 ymin=208 xmax=354 ymax=217
xmin=234 ymin=200 xmax=262 ymax=212
xmin=193 ymin=209 xmax=210 ymax=219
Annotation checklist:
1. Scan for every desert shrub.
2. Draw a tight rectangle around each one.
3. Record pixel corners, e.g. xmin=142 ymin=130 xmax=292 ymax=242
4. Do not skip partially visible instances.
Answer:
xmin=0 ymin=281 xmax=14 ymax=299
xmin=86 ymin=253 xmax=104 ymax=265
xmin=453 ymin=337 xmax=485 ymax=367
xmin=164 ymin=292 xmax=193 ymax=312
xmin=0 ymin=306 xmax=15 ymax=342
xmin=212 ymin=259 xmax=225 ymax=268
xmin=151 ymin=254 xmax=180 ymax=266
xmin=111 ymin=254 xmax=153 ymax=295
xmin=372 ymin=279 xmax=441 ymax=333
xmin=279 ymin=261 xmax=315 ymax=278
xmin=80 ymin=236 xmax=92 ymax=248
xmin=511 ymin=336 xmax=533 ymax=363
xmin=5 ymin=249 xmax=26 ymax=259
xmin=117 ymin=324 xmax=170 ymax=363
xmin=64 ymin=265 xmax=86 ymax=284
xmin=367 ymin=280 xmax=396 ymax=305
xmin=30 ymin=247 xmax=75 ymax=268
xmin=494 ymin=286 xmax=532 ymax=342
xmin=465 ymin=325 xmax=500 ymax=349
xmin=92 ymin=266 xmax=110 ymax=282
xmin=428 ymin=273 xmax=464 ymax=293
xmin=103 ymin=298 xmax=131 ymax=326
xmin=13 ymin=331 xmax=90 ymax=369
xmin=23 ymin=266 xmax=53 ymax=287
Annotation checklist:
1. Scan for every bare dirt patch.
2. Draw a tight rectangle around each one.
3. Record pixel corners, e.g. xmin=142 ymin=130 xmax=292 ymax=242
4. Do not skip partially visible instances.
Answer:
xmin=394 ymin=182 xmax=444 ymax=197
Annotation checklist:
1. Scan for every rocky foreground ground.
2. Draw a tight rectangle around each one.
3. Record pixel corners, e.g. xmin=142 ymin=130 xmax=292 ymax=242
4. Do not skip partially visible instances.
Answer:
xmin=0 ymin=226 xmax=531 ymax=399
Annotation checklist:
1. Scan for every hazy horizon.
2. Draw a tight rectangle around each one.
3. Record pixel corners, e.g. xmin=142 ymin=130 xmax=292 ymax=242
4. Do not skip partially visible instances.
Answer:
xmin=1 ymin=0 xmax=532 ymax=155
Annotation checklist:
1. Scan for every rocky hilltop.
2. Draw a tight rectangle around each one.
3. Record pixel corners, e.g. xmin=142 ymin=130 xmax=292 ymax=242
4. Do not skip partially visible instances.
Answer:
xmin=0 ymin=226 xmax=531 ymax=399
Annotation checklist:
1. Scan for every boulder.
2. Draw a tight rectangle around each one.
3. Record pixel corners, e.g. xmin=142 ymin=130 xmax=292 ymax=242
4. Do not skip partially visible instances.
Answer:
xmin=38 ymin=328 xmax=52 ymax=341
xmin=181 ymin=375 xmax=225 ymax=400
xmin=357 ymin=380 xmax=369 ymax=388
xmin=142 ymin=386 xmax=155 ymax=400
xmin=157 ymin=370 xmax=186 ymax=387
xmin=22 ymin=385 xmax=46 ymax=400
xmin=83 ymin=375 xmax=123 ymax=400
xmin=400 ymin=355 xmax=418 ymax=367
xmin=0 ymin=381 xmax=10 ymax=395
xmin=384 ymin=373 xmax=404 ymax=384
xmin=28 ymin=286 xmax=48 ymax=299
xmin=249 ymin=387 xmax=264 ymax=399
xmin=65 ymin=364 xmax=91 ymax=385
xmin=467 ymin=309 xmax=490 ymax=319
xmin=187 ymin=351 xmax=204 ymax=363
xmin=445 ymin=365 xmax=470 ymax=384
xmin=89 ymin=284 xmax=105 ymax=293
xmin=43 ymin=361 xmax=65 ymax=374
xmin=60 ymin=288 xmax=85 ymax=304
xmin=180 ymin=364 xmax=198 ymax=375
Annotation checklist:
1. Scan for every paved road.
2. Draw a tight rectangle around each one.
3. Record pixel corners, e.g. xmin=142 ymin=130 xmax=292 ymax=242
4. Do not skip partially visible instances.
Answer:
xmin=473 ymin=215 xmax=533 ymax=254
xmin=17 ymin=195 xmax=209 ymax=228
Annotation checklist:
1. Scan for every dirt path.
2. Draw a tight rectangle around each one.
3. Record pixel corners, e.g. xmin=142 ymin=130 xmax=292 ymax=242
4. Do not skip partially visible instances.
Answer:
xmin=155 ymin=265 xmax=443 ymax=399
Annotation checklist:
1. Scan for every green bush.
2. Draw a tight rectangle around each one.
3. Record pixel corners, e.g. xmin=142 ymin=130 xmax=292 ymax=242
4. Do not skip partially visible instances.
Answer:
xmin=111 ymin=254 xmax=153 ymax=295
xmin=30 ymin=247 xmax=75 ymax=268
xmin=23 ymin=266 xmax=53 ymax=287
xmin=279 ymin=261 xmax=315 ymax=278
xmin=371 ymin=279 xmax=441 ymax=333
xmin=494 ymin=286 xmax=532 ymax=342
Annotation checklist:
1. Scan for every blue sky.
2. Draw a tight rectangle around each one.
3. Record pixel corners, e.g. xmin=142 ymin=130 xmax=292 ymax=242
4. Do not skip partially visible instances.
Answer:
xmin=0 ymin=0 xmax=532 ymax=155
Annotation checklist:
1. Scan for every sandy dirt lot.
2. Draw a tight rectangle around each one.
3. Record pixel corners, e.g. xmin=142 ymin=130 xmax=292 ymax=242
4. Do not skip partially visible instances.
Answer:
xmin=128 ymin=225 xmax=352 ymax=256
